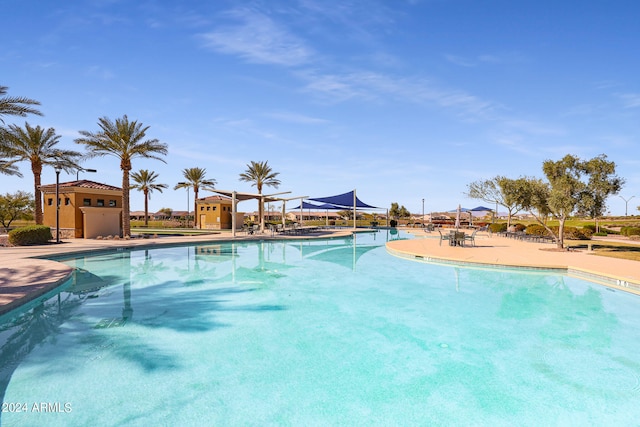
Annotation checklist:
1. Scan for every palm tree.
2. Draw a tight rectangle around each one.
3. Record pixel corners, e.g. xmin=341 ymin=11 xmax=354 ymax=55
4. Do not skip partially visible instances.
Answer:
xmin=0 ymin=85 xmax=42 ymax=124
xmin=1 ymin=123 xmax=82 ymax=224
xmin=131 ymin=169 xmax=168 ymax=227
xmin=75 ymin=115 xmax=168 ymax=237
xmin=174 ymin=167 xmax=216 ymax=228
xmin=239 ymin=160 xmax=281 ymax=231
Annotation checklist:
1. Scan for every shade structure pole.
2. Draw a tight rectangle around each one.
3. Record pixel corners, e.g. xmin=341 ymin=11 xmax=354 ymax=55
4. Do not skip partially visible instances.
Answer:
xmin=260 ymin=196 xmax=265 ymax=232
xmin=282 ymin=202 xmax=286 ymax=227
xmin=353 ymin=189 xmax=356 ymax=230
xmin=232 ymin=191 xmax=237 ymax=238
xmin=299 ymin=203 xmax=303 ymax=226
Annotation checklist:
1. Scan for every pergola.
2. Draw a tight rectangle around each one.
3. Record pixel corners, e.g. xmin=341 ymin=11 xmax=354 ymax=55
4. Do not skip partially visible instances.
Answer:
xmin=211 ymin=190 xmax=308 ymax=237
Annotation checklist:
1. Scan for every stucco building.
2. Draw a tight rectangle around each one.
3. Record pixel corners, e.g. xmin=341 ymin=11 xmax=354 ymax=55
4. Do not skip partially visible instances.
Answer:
xmin=40 ymin=180 xmax=123 ymax=238
xmin=196 ymin=195 xmax=244 ymax=230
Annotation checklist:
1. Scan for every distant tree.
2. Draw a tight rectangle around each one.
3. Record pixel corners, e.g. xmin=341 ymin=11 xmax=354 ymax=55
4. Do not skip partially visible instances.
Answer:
xmin=158 ymin=207 xmax=173 ymax=218
xmin=389 ymin=202 xmax=400 ymax=219
xmin=0 ymin=191 xmax=34 ymax=232
xmin=239 ymin=161 xmax=281 ymax=231
xmin=131 ymin=170 xmax=168 ymax=227
xmin=1 ymin=123 xmax=82 ymax=224
xmin=75 ymin=115 xmax=168 ymax=237
xmin=338 ymin=209 xmax=353 ymax=220
xmin=515 ymin=154 xmax=623 ymax=249
xmin=0 ymin=85 xmax=42 ymax=124
xmin=174 ymin=167 xmax=216 ymax=228
xmin=466 ymin=176 xmax=524 ymax=226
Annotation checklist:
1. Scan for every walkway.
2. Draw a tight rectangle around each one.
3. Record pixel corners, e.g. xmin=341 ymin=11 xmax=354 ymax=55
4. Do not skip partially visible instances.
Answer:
xmin=387 ymin=230 xmax=640 ymax=294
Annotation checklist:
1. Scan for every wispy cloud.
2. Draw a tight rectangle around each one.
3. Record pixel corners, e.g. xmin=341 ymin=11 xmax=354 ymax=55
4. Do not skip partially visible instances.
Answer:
xmin=444 ymin=52 xmax=527 ymax=67
xmin=200 ymin=8 xmax=313 ymax=67
xmin=263 ymin=111 xmax=329 ymax=124
xmin=619 ymin=93 xmax=640 ymax=108
xmin=299 ymin=70 xmax=497 ymax=120
xmin=85 ymin=65 xmax=115 ymax=80
xmin=444 ymin=54 xmax=475 ymax=67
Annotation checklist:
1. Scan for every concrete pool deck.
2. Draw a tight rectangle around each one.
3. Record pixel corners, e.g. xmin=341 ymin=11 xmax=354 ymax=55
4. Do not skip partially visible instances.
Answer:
xmin=387 ymin=229 xmax=640 ymax=294
xmin=1 ymin=228 xmax=639 ymax=316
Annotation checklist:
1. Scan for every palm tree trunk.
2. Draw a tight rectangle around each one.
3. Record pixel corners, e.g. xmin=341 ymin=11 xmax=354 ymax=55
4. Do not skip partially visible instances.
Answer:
xmin=144 ymin=189 xmax=149 ymax=227
xmin=122 ymin=169 xmax=131 ymax=237
xmin=193 ymin=188 xmax=199 ymax=228
xmin=32 ymin=164 xmax=43 ymax=224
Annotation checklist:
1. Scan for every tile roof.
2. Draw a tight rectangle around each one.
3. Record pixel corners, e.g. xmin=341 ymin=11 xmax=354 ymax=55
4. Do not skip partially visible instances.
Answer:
xmin=40 ymin=179 xmax=122 ymax=192
xmin=198 ymin=195 xmax=232 ymax=202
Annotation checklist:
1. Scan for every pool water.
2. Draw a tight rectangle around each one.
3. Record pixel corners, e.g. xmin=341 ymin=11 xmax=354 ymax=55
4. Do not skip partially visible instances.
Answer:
xmin=1 ymin=231 xmax=640 ymax=426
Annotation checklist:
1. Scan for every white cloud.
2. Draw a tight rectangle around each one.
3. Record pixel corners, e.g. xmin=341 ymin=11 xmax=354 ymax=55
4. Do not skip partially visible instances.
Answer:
xmin=263 ymin=111 xmax=329 ymax=124
xmin=619 ymin=93 xmax=640 ymax=108
xmin=200 ymin=8 xmax=313 ymax=67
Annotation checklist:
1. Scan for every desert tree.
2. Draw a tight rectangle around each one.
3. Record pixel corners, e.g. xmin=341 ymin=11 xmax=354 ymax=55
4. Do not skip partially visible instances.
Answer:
xmin=174 ymin=167 xmax=216 ymax=228
xmin=1 ymin=123 xmax=81 ymax=224
xmin=239 ymin=161 xmax=281 ymax=231
xmin=131 ymin=169 xmax=168 ymax=227
xmin=75 ymin=115 xmax=168 ymax=237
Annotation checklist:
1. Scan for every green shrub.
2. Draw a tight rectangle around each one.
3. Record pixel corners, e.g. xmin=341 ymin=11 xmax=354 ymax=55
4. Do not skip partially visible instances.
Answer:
xmin=525 ymin=224 xmax=550 ymax=236
xmin=8 ymin=225 xmax=53 ymax=246
xmin=582 ymin=224 xmax=597 ymax=232
xmin=489 ymin=223 xmax=507 ymax=233
xmin=623 ymin=227 xmax=640 ymax=236
xmin=549 ymin=226 xmax=591 ymax=240
xmin=593 ymin=232 xmax=608 ymax=236
xmin=513 ymin=223 xmax=526 ymax=232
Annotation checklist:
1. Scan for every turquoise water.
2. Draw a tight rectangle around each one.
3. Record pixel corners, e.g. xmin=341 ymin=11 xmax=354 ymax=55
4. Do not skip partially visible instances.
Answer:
xmin=1 ymin=230 xmax=640 ymax=426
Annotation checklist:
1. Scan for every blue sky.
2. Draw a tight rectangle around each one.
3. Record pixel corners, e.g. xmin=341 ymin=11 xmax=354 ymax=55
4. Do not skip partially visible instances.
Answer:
xmin=2 ymin=0 xmax=639 ymax=215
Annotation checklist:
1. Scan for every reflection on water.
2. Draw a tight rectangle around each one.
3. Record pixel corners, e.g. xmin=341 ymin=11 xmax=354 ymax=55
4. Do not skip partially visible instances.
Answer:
xmin=1 ymin=230 xmax=639 ymax=425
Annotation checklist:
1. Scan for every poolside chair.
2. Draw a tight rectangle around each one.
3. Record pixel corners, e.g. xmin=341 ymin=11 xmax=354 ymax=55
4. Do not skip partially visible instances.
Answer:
xmin=464 ymin=229 xmax=478 ymax=247
xmin=438 ymin=228 xmax=450 ymax=246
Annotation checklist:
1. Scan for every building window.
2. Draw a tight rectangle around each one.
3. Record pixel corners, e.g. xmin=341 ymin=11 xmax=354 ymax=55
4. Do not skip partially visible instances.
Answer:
xmin=83 ymin=199 xmax=91 ymax=206
xmin=109 ymin=200 xmax=116 ymax=207
xmin=65 ymin=198 xmax=70 ymax=206
xmin=200 ymin=206 xmax=204 ymax=211
xmin=206 ymin=206 xmax=210 ymax=211
xmin=48 ymin=198 xmax=53 ymax=206
xmin=212 ymin=206 xmax=217 ymax=211
xmin=97 ymin=199 xmax=105 ymax=207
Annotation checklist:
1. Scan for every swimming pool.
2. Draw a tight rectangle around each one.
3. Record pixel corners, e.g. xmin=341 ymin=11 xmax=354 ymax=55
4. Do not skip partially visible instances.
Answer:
xmin=1 ymin=230 xmax=639 ymax=426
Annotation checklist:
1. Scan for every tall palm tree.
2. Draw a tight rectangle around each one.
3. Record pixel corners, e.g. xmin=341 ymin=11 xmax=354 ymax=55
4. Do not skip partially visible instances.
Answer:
xmin=174 ymin=167 xmax=216 ymax=228
xmin=0 ymin=85 xmax=42 ymax=124
xmin=75 ymin=115 xmax=168 ymax=237
xmin=131 ymin=169 xmax=168 ymax=227
xmin=1 ymin=122 xmax=82 ymax=224
xmin=239 ymin=160 xmax=281 ymax=231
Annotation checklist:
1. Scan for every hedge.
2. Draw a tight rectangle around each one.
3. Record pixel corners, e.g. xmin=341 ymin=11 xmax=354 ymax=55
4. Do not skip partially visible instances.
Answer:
xmin=8 ymin=225 xmax=53 ymax=246
xmin=621 ymin=226 xmax=640 ymax=236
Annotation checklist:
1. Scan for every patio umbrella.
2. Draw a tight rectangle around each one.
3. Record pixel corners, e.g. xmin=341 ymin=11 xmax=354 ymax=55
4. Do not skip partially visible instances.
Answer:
xmin=455 ymin=205 xmax=461 ymax=230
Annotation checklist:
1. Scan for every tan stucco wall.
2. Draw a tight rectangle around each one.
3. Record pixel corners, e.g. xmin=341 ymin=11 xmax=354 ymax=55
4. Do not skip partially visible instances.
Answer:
xmin=196 ymin=200 xmax=237 ymax=229
xmin=43 ymin=187 xmax=122 ymax=238
xmin=80 ymin=207 xmax=122 ymax=238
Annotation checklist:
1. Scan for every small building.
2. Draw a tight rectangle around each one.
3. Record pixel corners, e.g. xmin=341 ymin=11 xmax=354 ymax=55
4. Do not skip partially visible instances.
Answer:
xmin=40 ymin=180 xmax=123 ymax=239
xmin=196 ymin=195 xmax=244 ymax=230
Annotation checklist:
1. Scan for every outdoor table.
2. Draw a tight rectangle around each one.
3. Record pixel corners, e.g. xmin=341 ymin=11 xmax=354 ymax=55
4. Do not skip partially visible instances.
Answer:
xmin=449 ymin=231 xmax=466 ymax=246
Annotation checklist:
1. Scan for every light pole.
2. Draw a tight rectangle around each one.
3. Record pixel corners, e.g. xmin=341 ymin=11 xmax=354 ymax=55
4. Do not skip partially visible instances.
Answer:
xmin=178 ymin=182 xmax=190 ymax=228
xmin=619 ymin=195 xmax=635 ymax=216
xmin=76 ymin=168 xmax=97 ymax=180
xmin=422 ymin=198 xmax=425 ymax=227
xmin=55 ymin=164 xmax=61 ymax=243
